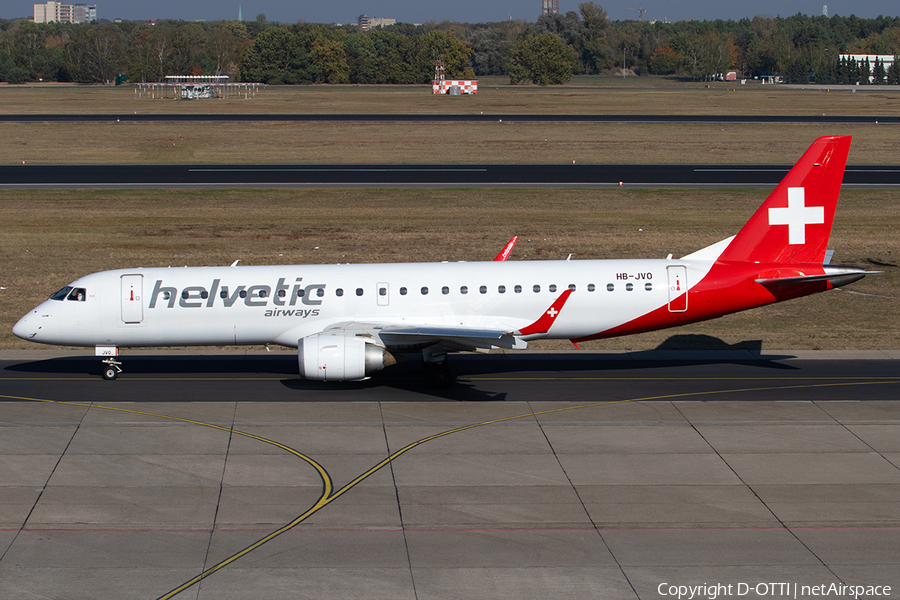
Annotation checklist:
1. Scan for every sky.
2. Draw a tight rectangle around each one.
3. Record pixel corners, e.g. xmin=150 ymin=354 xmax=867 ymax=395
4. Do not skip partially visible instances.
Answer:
xmin=12 ymin=1 xmax=898 ymax=25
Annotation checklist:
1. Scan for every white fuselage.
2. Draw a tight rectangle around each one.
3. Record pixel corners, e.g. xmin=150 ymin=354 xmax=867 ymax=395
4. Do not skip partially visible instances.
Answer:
xmin=13 ymin=258 xmax=713 ymax=349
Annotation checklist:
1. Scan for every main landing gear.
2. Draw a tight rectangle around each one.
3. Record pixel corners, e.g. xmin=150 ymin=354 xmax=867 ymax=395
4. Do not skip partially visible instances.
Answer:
xmin=425 ymin=363 xmax=456 ymax=388
xmin=422 ymin=346 xmax=457 ymax=388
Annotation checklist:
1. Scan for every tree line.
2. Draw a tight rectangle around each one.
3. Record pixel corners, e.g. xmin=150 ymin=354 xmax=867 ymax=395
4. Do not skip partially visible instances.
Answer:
xmin=2 ymin=6 xmax=900 ymax=85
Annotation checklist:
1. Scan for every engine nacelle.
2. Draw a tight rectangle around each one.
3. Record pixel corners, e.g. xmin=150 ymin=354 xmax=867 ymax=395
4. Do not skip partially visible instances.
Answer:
xmin=298 ymin=333 xmax=395 ymax=381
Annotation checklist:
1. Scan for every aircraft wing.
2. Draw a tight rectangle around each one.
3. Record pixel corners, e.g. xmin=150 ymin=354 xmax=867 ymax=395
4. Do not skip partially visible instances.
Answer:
xmin=314 ymin=290 xmax=575 ymax=352
xmin=316 ymin=321 xmax=521 ymax=351
xmin=380 ymin=325 xmax=522 ymax=350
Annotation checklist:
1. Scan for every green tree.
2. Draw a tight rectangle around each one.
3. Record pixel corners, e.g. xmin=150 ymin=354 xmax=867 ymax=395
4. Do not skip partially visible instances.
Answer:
xmin=239 ymin=26 xmax=311 ymax=83
xmin=64 ymin=23 xmax=126 ymax=83
xmin=648 ymin=44 xmax=678 ymax=74
xmin=415 ymin=30 xmax=474 ymax=81
xmin=310 ymin=35 xmax=349 ymax=83
xmin=125 ymin=25 xmax=155 ymax=82
xmin=676 ymin=29 xmax=734 ymax=80
xmin=579 ymin=2 xmax=608 ymax=36
xmin=344 ymin=31 xmax=378 ymax=82
xmin=508 ymin=33 xmax=575 ymax=85
xmin=872 ymin=57 xmax=886 ymax=83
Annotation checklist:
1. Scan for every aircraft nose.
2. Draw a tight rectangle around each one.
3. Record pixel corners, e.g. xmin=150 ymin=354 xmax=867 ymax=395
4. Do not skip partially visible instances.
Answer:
xmin=13 ymin=312 xmax=39 ymax=340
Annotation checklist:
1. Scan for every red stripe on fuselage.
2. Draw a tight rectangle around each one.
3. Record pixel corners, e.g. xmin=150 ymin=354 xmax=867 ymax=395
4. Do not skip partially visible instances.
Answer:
xmin=571 ymin=261 xmax=829 ymax=343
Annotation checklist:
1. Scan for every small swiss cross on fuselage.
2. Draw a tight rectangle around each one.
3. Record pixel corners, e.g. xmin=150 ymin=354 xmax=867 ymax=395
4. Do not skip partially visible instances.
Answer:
xmin=768 ymin=187 xmax=825 ymax=245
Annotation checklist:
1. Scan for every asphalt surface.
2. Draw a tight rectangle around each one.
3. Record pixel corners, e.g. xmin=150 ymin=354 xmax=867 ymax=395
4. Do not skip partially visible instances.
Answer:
xmin=2 ymin=349 xmax=899 ymax=600
xmin=3 ymin=349 xmax=900 ymax=403
xmin=4 ymin=163 xmax=900 ymax=189
xmin=2 ymin=113 xmax=899 ymax=124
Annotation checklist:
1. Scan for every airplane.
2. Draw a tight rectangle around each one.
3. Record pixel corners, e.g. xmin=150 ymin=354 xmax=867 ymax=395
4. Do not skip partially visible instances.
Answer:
xmin=13 ymin=136 xmax=873 ymax=385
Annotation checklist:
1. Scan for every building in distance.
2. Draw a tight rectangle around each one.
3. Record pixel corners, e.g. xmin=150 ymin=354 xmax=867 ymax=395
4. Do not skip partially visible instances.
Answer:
xmin=357 ymin=14 xmax=397 ymax=31
xmin=34 ymin=1 xmax=97 ymax=23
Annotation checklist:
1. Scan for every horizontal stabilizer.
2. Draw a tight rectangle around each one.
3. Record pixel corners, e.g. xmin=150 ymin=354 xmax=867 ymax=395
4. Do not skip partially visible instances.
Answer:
xmin=755 ymin=265 xmax=876 ymax=288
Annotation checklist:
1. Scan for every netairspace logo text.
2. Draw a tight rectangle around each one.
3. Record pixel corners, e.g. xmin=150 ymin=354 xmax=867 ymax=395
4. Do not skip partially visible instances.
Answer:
xmin=657 ymin=582 xmax=892 ymax=599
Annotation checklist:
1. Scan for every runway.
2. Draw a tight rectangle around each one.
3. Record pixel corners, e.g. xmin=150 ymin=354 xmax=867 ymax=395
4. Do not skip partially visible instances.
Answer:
xmin=4 ymin=163 xmax=900 ymax=189
xmin=2 ymin=350 xmax=899 ymax=599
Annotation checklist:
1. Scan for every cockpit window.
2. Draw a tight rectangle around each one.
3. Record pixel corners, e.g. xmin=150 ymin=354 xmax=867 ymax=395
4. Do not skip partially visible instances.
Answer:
xmin=67 ymin=288 xmax=86 ymax=302
xmin=50 ymin=286 xmax=73 ymax=301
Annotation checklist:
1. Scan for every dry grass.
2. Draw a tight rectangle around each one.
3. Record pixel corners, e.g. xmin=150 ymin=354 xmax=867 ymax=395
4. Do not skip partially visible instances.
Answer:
xmin=3 ymin=121 xmax=899 ymax=165
xmin=3 ymin=79 xmax=900 ymax=115
xmin=3 ymin=82 xmax=898 ymax=166
xmin=1 ymin=188 xmax=897 ymax=351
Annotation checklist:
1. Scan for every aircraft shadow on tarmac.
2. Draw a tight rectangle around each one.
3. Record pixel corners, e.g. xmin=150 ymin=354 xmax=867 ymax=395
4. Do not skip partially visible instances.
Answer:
xmin=4 ymin=335 xmax=797 ymax=402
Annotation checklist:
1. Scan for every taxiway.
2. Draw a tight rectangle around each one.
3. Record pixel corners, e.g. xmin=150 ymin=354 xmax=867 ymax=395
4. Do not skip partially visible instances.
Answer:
xmin=1 ymin=350 xmax=899 ymax=599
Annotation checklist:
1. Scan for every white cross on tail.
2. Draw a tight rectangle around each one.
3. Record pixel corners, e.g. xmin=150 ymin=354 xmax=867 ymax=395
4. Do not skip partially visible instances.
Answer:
xmin=768 ymin=187 xmax=824 ymax=245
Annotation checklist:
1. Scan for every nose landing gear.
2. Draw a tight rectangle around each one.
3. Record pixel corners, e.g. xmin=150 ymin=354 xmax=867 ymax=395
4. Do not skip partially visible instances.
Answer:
xmin=96 ymin=346 xmax=122 ymax=380
xmin=101 ymin=358 xmax=122 ymax=380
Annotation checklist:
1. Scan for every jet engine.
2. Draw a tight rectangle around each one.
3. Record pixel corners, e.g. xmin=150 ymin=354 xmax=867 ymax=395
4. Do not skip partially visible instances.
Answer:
xmin=298 ymin=333 xmax=396 ymax=381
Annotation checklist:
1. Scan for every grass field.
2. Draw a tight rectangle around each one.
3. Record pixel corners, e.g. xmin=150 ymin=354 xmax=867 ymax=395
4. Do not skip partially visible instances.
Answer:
xmin=4 ymin=121 xmax=900 ymax=165
xmin=2 ymin=82 xmax=899 ymax=165
xmin=1 ymin=188 xmax=897 ymax=351
xmin=3 ymin=78 xmax=900 ymax=115
xmin=1 ymin=82 xmax=897 ymax=352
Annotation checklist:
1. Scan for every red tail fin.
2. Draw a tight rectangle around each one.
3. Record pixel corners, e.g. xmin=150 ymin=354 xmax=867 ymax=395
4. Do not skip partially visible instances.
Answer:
xmin=717 ymin=136 xmax=851 ymax=264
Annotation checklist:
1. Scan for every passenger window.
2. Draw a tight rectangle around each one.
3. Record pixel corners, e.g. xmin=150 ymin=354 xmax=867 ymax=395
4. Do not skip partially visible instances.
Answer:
xmin=568 ymin=284 xmax=576 ymax=291
xmin=498 ymin=285 xmax=506 ymax=294
xmin=549 ymin=284 xmax=557 ymax=293
xmin=163 ymin=291 xmax=171 ymax=300
xmin=220 ymin=288 xmax=228 ymax=298
xmin=50 ymin=286 xmax=73 ymax=301
xmin=588 ymin=284 xmax=596 ymax=292
xmin=645 ymin=283 xmax=653 ymax=291
xmin=607 ymin=283 xmax=615 ymax=291
xmin=336 ymin=288 xmax=344 ymax=297
xmin=421 ymin=286 xmax=429 ymax=295
xmin=240 ymin=290 xmax=248 ymax=298
xmin=479 ymin=285 xmax=487 ymax=294
xmin=278 ymin=289 xmax=286 ymax=298
xmin=258 ymin=289 xmax=268 ymax=298
xmin=67 ymin=288 xmax=86 ymax=302
xmin=460 ymin=286 xmax=468 ymax=294
xmin=514 ymin=285 xmax=522 ymax=293
xmin=200 ymin=291 xmax=209 ymax=299
xmin=297 ymin=288 xmax=305 ymax=297
xmin=400 ymin=287 xmax=408 ymax=296
xmin=442 ymin=286 xmax=449 ymax=295
xmin=533 ymin=284 xmax=541 ymax=293
xmin=626 ymin=283 xmax=634 ymax=291
xmin=356 ymin=288 xmax=364 ymax=296
xmin=379 ymin=287 xmax=387 ymax=296
xmin=316 ymin=288 xmax=324 ymax=297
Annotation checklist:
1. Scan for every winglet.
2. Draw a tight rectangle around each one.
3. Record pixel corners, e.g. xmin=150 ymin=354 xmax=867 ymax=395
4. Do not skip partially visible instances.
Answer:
xmin=517 ymin=289 xmax=573 ymax=335
xmin=493 ymin=236 xmax=518 ymax=261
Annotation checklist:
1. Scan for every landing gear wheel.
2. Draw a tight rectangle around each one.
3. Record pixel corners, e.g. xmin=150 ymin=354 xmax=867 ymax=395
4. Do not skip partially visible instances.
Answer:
xmin=100 ymin=357 xmax=122 ymax=380
xmin=427 ymin=365 xmax=456 ymax=388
